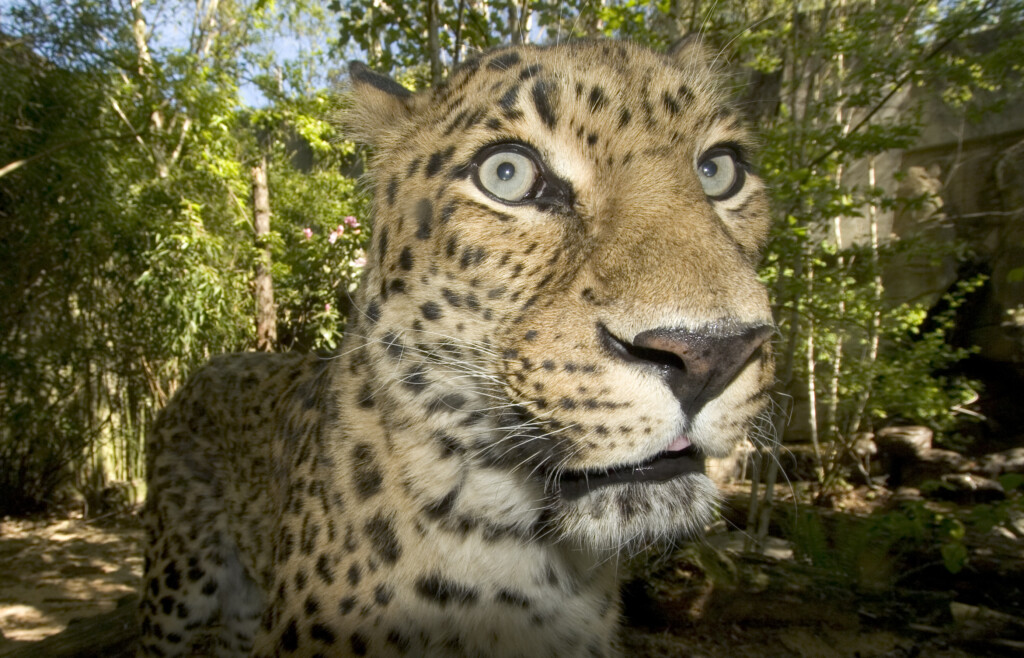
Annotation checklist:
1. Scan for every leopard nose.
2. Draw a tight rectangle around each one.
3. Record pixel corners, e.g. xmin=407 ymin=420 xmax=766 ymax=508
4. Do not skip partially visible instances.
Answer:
xmin=608 ymin=324 xmax=773 ymax=419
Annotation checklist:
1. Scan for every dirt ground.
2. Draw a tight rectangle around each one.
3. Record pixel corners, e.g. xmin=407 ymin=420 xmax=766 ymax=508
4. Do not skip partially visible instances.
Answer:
xmin=0 ymin=494 xmax=1021 ymax=657
xmin=0 ymin=514 xmax=142 ymax=654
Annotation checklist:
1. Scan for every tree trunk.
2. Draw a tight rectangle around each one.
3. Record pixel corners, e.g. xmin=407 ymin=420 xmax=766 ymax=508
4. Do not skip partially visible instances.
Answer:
xmin=252 ymin=154 xmax=276 ymax=352
xmin=427 ymin=0 xmax=443 ymax=86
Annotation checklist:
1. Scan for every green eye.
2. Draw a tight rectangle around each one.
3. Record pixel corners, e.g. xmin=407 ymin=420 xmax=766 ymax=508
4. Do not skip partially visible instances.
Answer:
xmin=696 ymin=147 xmax=744 ymax=200
xmin=477 ymin=149 xmax=537 ymax=202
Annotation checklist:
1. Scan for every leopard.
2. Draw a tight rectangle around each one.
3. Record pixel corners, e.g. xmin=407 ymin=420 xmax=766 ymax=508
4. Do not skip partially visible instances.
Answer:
xmin=137 ymin=37 xmax=775 ymax=657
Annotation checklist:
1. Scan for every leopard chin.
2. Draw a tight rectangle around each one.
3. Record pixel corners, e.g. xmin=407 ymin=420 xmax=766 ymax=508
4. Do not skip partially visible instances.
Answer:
xmin=553 ymin=472 xmax=720 ymax=554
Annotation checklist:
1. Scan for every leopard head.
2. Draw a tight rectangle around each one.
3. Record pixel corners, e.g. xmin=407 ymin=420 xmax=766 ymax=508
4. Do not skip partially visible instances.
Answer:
xmin=344 ymin=39 xmax=774 ymax=553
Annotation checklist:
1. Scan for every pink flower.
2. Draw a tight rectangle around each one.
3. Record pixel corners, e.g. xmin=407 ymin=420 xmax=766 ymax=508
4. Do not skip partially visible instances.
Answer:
xmin=325 ymin=303 xmax=331 ymax=311
xmin=352 ymin=256 xmax=366 ymax=268
xmin=328 ymin=231 xmax=338 ymax=244
xmin=344 ymin=215 xmax=359 ymax=228
xmin=302 ymin=227 xmax=313 ymax=240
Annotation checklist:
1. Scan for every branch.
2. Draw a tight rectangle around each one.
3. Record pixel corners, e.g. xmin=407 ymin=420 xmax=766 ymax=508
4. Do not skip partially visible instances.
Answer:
xmin=806 ymin=0 xmax=1000 ymax=171
xmin=0 ymin=133 xmax=137 ymax=179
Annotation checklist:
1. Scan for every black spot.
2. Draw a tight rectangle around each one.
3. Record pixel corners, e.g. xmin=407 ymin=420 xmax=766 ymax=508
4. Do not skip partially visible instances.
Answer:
xmin=463 ymin=107 xmax=486 ymax=129
xmin=420 ymin=301 xmax=442 ymax=320
xmin=426 ymin=146 xmax=456 ymax=177
xmin=488 ymin=50 xmax=521 ymax=70
xmin=388 ymin=278 xmax=407 ymax=295
xmin=387 ymin=629 xmax=411 ymax=652
xmin=427 ymin=393 xmax=467 ymax=414
xmin=382 ymin=331 xmax=405 ymax=359
xmin=495 ymin=587 xmax=531 ymax=607
xmin=531 ymin=80 xmax=557 ymax=129
xmin=403 ymin=365 xmax=429 ymax=391
xmin=443 ymin=109 xmax=469 ymax=136
xmin=349 ymin=62 xmax=412 ymax=99
xmin=499 ymin=84 xmax=520 ymax=116
xmin=356 ymin=384 xmax=375 ymax=411
xmin=485 ymin=117 xmax=502 ymax=131
xmin=377 ymin=227 xmax=389 ymax=263
xmin=406 ymin=156 xmax=421 ymax=178
xmin=678 ymin=83 xmax=694 ymax=102
xmin=386 ymin=177 xmax=399 ymax=206
xmin=437 ymin=433 xmax=464 ymax=458
xmin=424 ymin=487 xmax=459 ymax=518
xmin=300 ymin=515 xmax=320 ymax=555
xmin=364 ymin=513 xmax=402 ymax=563
xmin=439 ymin=202 xmax=457 ymax=224
xmin=524 ymin=330 xmax=538 ymax=341
xmin=618 ymin=490 xmax=650 ymax=520
xmin=587 ymin=133 xmax=598 ymax=146
xmin=415 ymin=574 xmax=479 ymax=606
xmin=445 ymin=236 xmax=458 ymax=258
xmin=350 ymin=632 xmax=368 ymax=656
xmin=399 ymin=246 xmax=414 ymax=270
xmin=295 ymin=569 xmax=308 ymax=591
xmin=305 ymin=595 xmax=320 ymax=615
xmin=311 ymin=623 xmax=336 ymax=645
xmin=663 ymin=90 xmax=681 ymax=115
xmin=160 ymin=595 xmax=174 ymax=614
xmin=315 ymin=554 xmax=335 ymax=585
xmin=352 ymin=443 xmax=383 ymax=500
xmin=201 ymin=579 xmax=217 ymax=596
xmin=374 ymin=584 xmax=394 ymax=606
xmin=519 ymin=63 xmax=542 ymax=80
xmin=339 ymin=596 xmax=357 ymax=615
xmin=187 ymin=566 xmax=204 ymax=582
xmin=281 ymin=618 xmax=299 ymax=652
xmin=415 ymin=199 xmax=433 ymax=239
xmin=347 ymin=563 xmax=361 ymax=586
xmin=588 ymin=86 xmax=607 ymax=112
xmin=162 ymin=561 xmax=181 ymax=591
xmin=442 ymin=288 xmax=462 ymax=307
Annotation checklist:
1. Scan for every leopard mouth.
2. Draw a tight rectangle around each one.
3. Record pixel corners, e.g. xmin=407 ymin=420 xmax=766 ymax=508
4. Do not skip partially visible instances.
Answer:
xmin=555 ymin=446 xmax=705 ymax=500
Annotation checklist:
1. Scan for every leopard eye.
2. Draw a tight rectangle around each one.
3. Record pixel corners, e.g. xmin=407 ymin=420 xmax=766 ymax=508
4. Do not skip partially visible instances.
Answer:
xmin=474 ymin=146 xmax=539 ymax=203
xmin=696 ymin=147 xmax=745 ymax=200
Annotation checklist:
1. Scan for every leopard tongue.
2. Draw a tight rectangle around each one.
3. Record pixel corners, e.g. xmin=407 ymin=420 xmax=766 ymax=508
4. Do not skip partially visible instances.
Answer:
xmin=667 ymin=435 xmax=692 ymax=452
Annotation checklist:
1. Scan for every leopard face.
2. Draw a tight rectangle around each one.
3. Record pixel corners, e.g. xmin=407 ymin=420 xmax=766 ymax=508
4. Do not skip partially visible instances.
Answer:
xmin=345 ymin=39 xmax=774 ymax=554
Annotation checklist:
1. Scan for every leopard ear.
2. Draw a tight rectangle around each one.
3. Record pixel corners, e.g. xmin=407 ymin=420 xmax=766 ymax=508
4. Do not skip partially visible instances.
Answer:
xmin=667 ymin=34 xmax=714 ymax=71
xmin=345 ymin=62 xmax=415 ymax=147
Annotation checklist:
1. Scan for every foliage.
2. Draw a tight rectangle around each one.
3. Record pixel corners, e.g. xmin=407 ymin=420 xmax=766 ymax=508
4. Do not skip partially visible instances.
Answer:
xmin=1 ymin=0 xmax=1021 ymax=514
xmin=786 ymin=501 xmax=967 ymax=584
xmin=0 ymin=0 xmax=364 ymax=514
xmin=788 ymin=486 xmax=1024 ymax=584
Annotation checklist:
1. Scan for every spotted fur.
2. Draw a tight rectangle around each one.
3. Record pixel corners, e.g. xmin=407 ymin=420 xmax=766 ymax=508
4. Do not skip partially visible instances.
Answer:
xmin=138 ymin=39 xmax=774 ymax=657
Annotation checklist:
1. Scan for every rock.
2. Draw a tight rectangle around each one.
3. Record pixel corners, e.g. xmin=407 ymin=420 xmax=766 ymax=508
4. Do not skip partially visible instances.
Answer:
xmin=894 ymin=448 xmax=966 ymax=488
xmin=876 ymin=426 xmax=933 ymax=458
xmin=975 ymin=447 xmax=1024 ymax=478
xmin=705 ymin=530 xmax=794 ymax=560
xmin=891 ymin=487 xmax=924 ymax=504
xmin=927 ymin=473 xmax=1005 ymax=504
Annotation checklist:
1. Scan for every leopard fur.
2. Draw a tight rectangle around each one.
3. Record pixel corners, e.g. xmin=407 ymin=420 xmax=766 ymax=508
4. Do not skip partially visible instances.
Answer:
xmin=138 ymin=38 xmax=775 ymax=657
